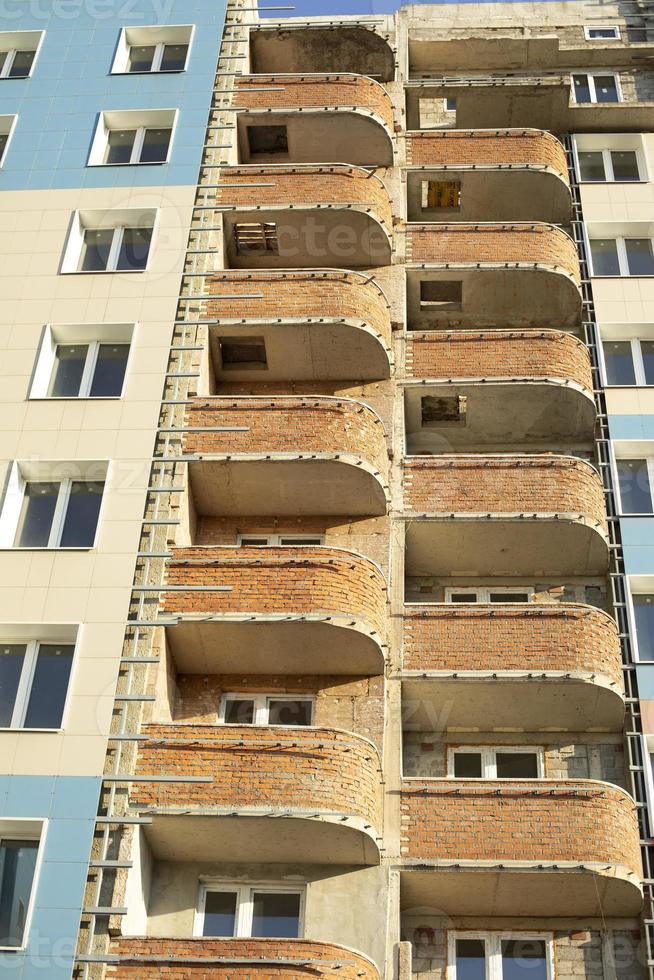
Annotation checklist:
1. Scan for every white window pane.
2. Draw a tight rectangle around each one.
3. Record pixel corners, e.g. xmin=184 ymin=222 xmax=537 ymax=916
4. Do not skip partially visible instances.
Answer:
xmin=89 ymin=344 xmax=129 ymax=397
xmin=616 ymin=458 xmax=653 ymax=513
xmin=116 ymin=227 xmax=152 ymax=271
xmin=578 ymin=151 xmax=606 ymax=181
xmin=160 ymin=43 xmax=188 ymax=71
xmin=0 ymin=53 xmax=7 ymax=74
xmin=8 ymin=50 xmax=34 ymax=78
xmin=453 ymin=752 xmax=483 ymax=777
xmin=572 ymin=74 xmax=591 ymax=102
xmin=456 ymin=938 xmax=487 ymax=980
xmin=588 ymin=27 xmax=618 ymax=38
xmin=79 ymin=229 xmax=113 ymax=272
xmin=139 ymin=128 xmax=171 ymax=164
xmin=48 ymin=345 xmax=88 ymax=397
xmin=251 ymin=891 xmax=301 ymax=938
xmin=0 ymin=839 xmax=38 ymax=946
xmin=23 ymin=645 xmax=74 ymax=729
xmin=127 ymin=45 xmax=155 ymax=72
xmin=267 ymin=700 xmax=312 ymax=726
xmin=14 ymin=482 xmax=59 ymax=548
xmin=496 ymin=751 xmax=539 ymax=778
xmin=449 ymin=592 xmax=478 ymax=603
xmin=59 ymin=481 xmax=103 ymax=547
xmin=625 ymin=239 xmax=654 ymax=276
xmin=603 ymin=341 xmax=636 ymax=385
xmin=223 ymin=698 xmax=255 ymax=724
xmin=0 ymin=133 xmax=7 ymax=164
xmin=641 ymin=341 xmax=654 ymax=385
xmin=594 ymin=75 xmax=619 ymax=102
xmin=589 ymin=239 xmax=620 ymax=276
xmin=0 ymin=646 xmax=25 ymax=727
xmin=488 ymin=591 xmax=530 ymax=603
xmin=501 ymin=940 xmax=548 ymax=980
xmin=203 ymin=891 xmax=237 ymax=937
xmin=105 ymin=130 xmax=136 ymax=165
xmin=634 ymin=595 xmax=654 ymax=661
xmin=611 ymin=151 xmax=639 ymax=181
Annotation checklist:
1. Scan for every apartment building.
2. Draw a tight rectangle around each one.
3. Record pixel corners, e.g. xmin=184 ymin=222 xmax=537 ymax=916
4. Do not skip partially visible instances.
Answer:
xmin=3 ymin=0 xmax=654 ymax=978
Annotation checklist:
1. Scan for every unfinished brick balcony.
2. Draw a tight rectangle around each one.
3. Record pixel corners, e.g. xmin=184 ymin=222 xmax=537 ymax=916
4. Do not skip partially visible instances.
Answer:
xmin=405 ymin=129 xmax=571 ymax=223
xmin=215 ymin=165 xmax=393 ymax=269
xmin=181 ymin=396 xmax=389 ymax=516
xmin=404 ymin=330 xmax=596 ymax=453
xmin=130 ymin=724 xmax=382 ymax=864
xmin=199 ymin=270 xmax=392 ymax=382
xmin=405 ymin=223 xmax=582 ymax=330
xmin=235 ymin=74 xmax=394 ymax=165
xmin=161 ymin=546 xmax=387 ymax=675
xmin=109 ymin=939 xmax=381 ymax=979
xmin=403 ymin=456 xmax=609 ymax=577
xmin=402 ymin=603 xmax=625 ymax=732
xmin=250 ymin=24 xmax=395 ymax=81
xmin=400 ymin=780 xmax=642 ymax=916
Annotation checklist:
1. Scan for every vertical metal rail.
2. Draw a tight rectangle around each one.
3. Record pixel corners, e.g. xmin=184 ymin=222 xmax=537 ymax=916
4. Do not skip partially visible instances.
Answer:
xmin=564 ymin=134 xmax=654 ymax=976
xmin=72 ymin=2 xmax=248 ymax=976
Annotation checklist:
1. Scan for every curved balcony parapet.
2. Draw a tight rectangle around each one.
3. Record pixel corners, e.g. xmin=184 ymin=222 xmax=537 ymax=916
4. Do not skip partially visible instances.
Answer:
xmin=406 ymin=128 xmax=568 ymax=176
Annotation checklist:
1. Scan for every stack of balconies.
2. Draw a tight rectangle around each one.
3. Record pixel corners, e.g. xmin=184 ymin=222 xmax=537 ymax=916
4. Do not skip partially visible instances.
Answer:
xmin=96 ymin=15 xmax=644 ymax=980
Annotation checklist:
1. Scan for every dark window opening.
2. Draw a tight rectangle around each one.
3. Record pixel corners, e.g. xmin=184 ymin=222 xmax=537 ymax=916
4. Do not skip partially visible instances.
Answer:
xmin=247 ymin=125 xmax=289 ymax=156
xmin=420 ymin=280 xmax=462 ymax=311
xmin=219 ymin=336 xmax=267 ymax=369
xmin=421 ymin=394 xmax=467 ymax=426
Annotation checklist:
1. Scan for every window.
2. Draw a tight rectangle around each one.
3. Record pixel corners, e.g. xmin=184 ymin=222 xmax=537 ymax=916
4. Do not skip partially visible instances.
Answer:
xmin=444 ymin=98 xmax=457 ymax=112
xmin=30 ymin=324 xmax=133 ymax=400
xmin=62 ymin=211 xmax=157 ymax=274
xmin=234 ymin=222 xmax=279 ymax=256
xmin=450 ymin=934 xmax=551 ymax=980
xmin=420 ymin=281 xmax=462 ymax=311
xmin=237 ymin=534 xmax=324 ymax=546
xmin=584 ymin=25 xmax=621 ymax=40
xmin=112 ymin=26 xmax=193 ymax=74
xmin=0 ymin=640 xmax=74 ymax=729
xmin=603 ymin=339 xmax=654 ymax=386
xmin=219 ymin=337 xmax=267 ymax=370
xmin=448 ymin=746 xmax=543 ymax=778
xmin=632 ymin=594 xmax=654 ymax=661
xmin=589 ymin=237 xmax=654 ymax=276
xmin=0 ymin=822 xmax=43 ymax=949
xmin=0 ymin=116 xmax=16 ymax=166
xmin=578 ymin=149 xmax=641 ymax=182
xmin=0 ymin=32 xmax=43 ymax=80
xmin=422 ymin=180 xmax=461 ymax=210
xmin=197 ymin=884 xmax=304 ymax=939
xmin=89 ymin=110 xmax=177 ymax=167
xmin=615 ymin=457 xmax=654 ymax=513
xmin=247 ymin=125 xmax=289 ymax=157
xmin=421 ymin=395 xmax=467 ymax=426
xmin=572 ymin=73 xmax=620 ymax=103
xmin=445 ymin=587 xmax=533 ymax=603
xmin=219 ymin=694 xmax=313 ymax=727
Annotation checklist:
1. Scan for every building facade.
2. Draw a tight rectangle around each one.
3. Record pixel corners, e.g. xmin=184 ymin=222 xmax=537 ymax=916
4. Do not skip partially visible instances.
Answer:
xmin=3 ymin=0 xmax=654 ymax=978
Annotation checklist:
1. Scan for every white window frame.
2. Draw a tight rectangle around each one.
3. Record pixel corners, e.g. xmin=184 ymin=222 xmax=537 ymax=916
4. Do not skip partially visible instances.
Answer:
xmin=625 ymin=580 xmax=654 ymax=663
xmin=88 ymin=109 xmax=178 ymax=168
xmin=195 ymin=882 xmax=306 ymax=939
xmin=613 ymin=454 xmax=654 ymax=514
xmin=443 ymin=97 xmax=456 ymax=113
xmin=444 ymin=587 xmax=533 ymax=603
xmin=589 ymin=236 xmax=654 ymax=277
xmin=218 ymin=693 xmax=314 ymax=726
xmin=571 ymin=71 xmax=622 ymax=104
xmin=0 ymin=818 xmax=47 ymax=952
xmin=601 ymin=337 xmax=654 ymax=386
xmin=577 ymin=147 xmax=643 ymax=182
xmin=447 ymin=932 xmax=554 ymax=980
xmin=237 ymin=534 xmax=325 ymax=546
xmin=0 ymin=31 xmax=44 ymax=80
xmin=30 ymin=324 xmax=135 ymax=400
xmin=447 ymin=746 xmax=545 ymax=778
xmin=16 ymin=480 xmax=88 ymax=548
xmin=52 ymin=342 xmax=125 ymax=398
xmin=61 ymin=210 xmax=158 ymax=275
xmin=0 ymin=115 xmax=17 ymax=167
xmin=643 ymin=736 xmax=654 ymax=836
xmin=111 ymin=25 xmax=195 ymax=75
xmin=584 ymin=25 xmax=621 ymax=40
xmin=0 ymin=638 xmax=76 ymax=731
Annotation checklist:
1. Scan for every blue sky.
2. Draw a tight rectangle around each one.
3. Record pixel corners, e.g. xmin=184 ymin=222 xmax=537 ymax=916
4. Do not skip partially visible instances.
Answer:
xmin=259 ymin=0 xmax=561 ymax=14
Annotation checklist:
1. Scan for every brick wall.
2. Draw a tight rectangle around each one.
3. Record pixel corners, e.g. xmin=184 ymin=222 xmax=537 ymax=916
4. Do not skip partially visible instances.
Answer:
xmin=405 ymin=330 xmax=593 ymax=391
xmin=406 ymin=129 xmax=568 ymax=176
xmin=109 ymin=938 xmax=380 ymax=979
xmin=406 ymin=223 xmax=581 ymax=283
xmin=182 ymin=397 xmax=389 ymax=482
xmin=402 ymin=604 xmax=622 ymax=685
xmin=400 ymin=781 xmax=641 ymax=874
xmin=214 ymin=166 xmax=393 ymax=229
xmin=163 ymin=547 xmax=388 ymax=642
xmin=200 ymin=271 xmax=392 ymax=351
xmin=236 ymin=74 xmax=395 ymax=131
xmin=403 ymin=457 xmax=608 ymax=531
xmin=132 ymin=724 xmax=382 ymax=829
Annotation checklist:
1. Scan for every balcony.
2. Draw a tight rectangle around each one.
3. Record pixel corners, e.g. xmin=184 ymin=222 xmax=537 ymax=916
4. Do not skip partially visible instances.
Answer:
xmin=110 ymin=939 xmax=381 ymax=979
xmin=403 ymin=455 xmax=609 ymax=577
xmin=161 ymin=546 xmax=387 ymax=675
xmin=215 ymin=165 xmax=393 ymax=269
xmin=406 ymin=130 xmax=571 ymax=223
xmin=402 ymin=603 xmax=625 ymax=732
xmin=406 ymin=223 xmax=582 ymax=330
xmin=235 ymin=74 xmax=394 ymax=166
xmin=182 ymin=396 xmax=389 ymax=516
xmin=400 ymin=779 xmax=642 ymax=916
xmin=250 ymin=24 xmax=395 ymax=81
xmin=199 ymin=270 xmax=392 ymax=382
xmin=130 ymin=724 xmax=382 ymax=864
xmin=404 ymin=330 xmax=596 ymax=452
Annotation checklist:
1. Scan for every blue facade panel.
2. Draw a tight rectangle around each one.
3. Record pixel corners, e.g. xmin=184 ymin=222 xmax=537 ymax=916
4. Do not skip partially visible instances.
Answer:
xmin=0 ymin=0 xmax=226 ymax=191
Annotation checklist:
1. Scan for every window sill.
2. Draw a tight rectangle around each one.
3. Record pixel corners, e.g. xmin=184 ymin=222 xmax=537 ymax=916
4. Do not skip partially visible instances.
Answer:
xmin=579 ymin=179 xmax=646 ymax=185
xmin=617 ymin=512 xmax=654 ymax=517
xmin=28 ymin=396 xmax=123 ymax=402
xmin=0 ymin=944 xmax=27 ymax=952
xmin=0 ymin=727 xmax=62 ymax=733
xmin=591 ymin=274 xmax=654 ymax=279
xmin=0 ymin=546 xmax=95 ymax=552
xmin=88 ymin=161 xmax=169 ymax=168
xmin=61 ymin=269 xmax=147 ymax=275
xmin=111 ymin=68 xmax=186 ymax=75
